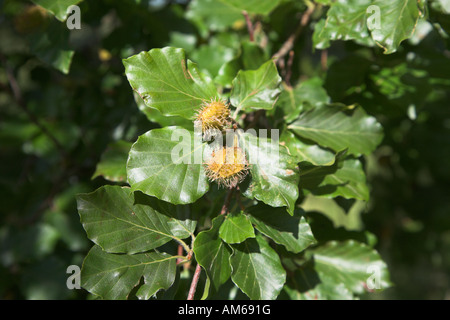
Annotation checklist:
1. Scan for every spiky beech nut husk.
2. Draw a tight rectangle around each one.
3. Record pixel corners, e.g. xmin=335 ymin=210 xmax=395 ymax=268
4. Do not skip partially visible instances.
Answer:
xmin=204 ymin=146 xmax=249 ymax=188
xmin=195 ymin=99 xmax=230 ymax=133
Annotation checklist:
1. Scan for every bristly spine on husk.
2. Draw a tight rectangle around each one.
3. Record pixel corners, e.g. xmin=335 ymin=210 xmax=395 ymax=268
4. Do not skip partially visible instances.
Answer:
xmin=194 ymin=98 xmax=231 ymax=135
xmin=204 ymin=145 xmax=249 ymax=188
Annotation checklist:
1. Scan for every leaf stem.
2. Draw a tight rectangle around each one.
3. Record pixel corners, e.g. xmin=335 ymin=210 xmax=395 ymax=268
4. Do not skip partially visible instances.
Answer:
xmin=232 ymin=105 xmax=242 ymax=120
xmin=175 ymin=238 xmax=191 ymax=256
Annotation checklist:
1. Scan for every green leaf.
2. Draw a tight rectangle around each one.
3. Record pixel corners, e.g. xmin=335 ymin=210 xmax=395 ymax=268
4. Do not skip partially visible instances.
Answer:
xmin=369 ymin=0 xmax=421 ymax=54
xmin=221 ymin=0 xmax=281 ymax=15
xmin=230 ymin=60 xmax=282 ymax=115
xmin=299 ymin=152 xmax=370 ymax=201
xmin=190 ymin=43 xmax=235 ymax=79
xmin=127 ymin=126 xmax=209 ymax=205
xmin=81 ymin=245 xmax=177 ymax=300
xmin=133 ymin=93 xmax=192 ymax=128
xmin=215 ymin=41 xmax=267 ymax=87
xmin=239 ymin=41 xmax=269 ymax=71
xmin=312 ymin=0 xmax=374 ymax=50
xmin=123 ymin=47 xmax=219 ymax=120
xmin=284 ymin=261 xmax=354 ymax=300
xmin=230 ymin=234 xmax=286 ymax=300
xmin=27 ymin=19 xmax=74 ymax=74
xmin=219 ymin=211 xmax=255 ymax=244
xmin=186 ymin=0 xmax=244 ymax=33
xmin=193 ymin=216 xmax=232 ymax=294
xmin=77 ymin=185 xmax=195 ymax=254
xmin=32 ymin=0 xmax=82 ymax=21
xmin=238 ymin=132 xmax=300 ymax=215
xmin=92 ymin=140 xmax=132 ymax=182
xmin=301 ymin=194 xmax=367 ymax=231
xmin=271 ymin=78 xmax=330 ymax=123
xmin=280 ymin=130 xmax=335 ymax=166
xmin=288 ymin=104 xmax=384 ymax=156
xmin=307 ymin=240 xmax=392 ymax=294
xmin=247 ymin=204 xmax=317 ymax=254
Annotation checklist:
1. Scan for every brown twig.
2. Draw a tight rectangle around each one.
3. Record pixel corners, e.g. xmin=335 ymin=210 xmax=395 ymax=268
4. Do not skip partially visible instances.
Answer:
xmin=1 ymin=54 xmax=73 ymax=226
xmin=177 ymin=244 xmax=184 ymax=264
xmin=278 ymin=57 xmax=286 ymax=80
xmin=1 ymin=54 xmax=67 ymax=157
xmin=242 ymin=11 xmax=254 ymax=42
xmin=272 ymin=5 xmax=315 ymax=61
xmin=186 ymin=187 xmax=235 ymax=300
xmin=254 ymin=21 xmax=268 ymax=48
xmin=187 ymin=263 xmax=202 ymax=300
xmin=321 ymin=49 xmax=328 ymax=71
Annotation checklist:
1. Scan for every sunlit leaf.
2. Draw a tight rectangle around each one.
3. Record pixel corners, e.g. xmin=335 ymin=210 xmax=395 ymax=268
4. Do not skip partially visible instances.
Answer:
xmin=288 ymin=104 xmax=384 ymax=156
xmin=123 ymin=47 xmax=219 ymax=119
xmin=369 ymin=0 xmax=422 ymax=54
xmin=238 ymin=132 xmax=300 ymax=215
xmin=186 ymin=0 xmax=244 ymax=33
xmin=299 ymin=151 xmax=370 ymax=201
xmin=284 ymin=261 xmax=354 ymax=300
xmin=221 ymin=0 xmax=281 ymax=15
xmin=127 ymin=126 xmax=209 ymax=205
xmin=306 ymin=240 xmax=392 ymax=294
xmin=280 ymin=130 xmax=335 ymax=166
xmin=312 ymin=0 xmax=374 ymax=49
xmin=230 ymin=60 xmax=282 ymax=114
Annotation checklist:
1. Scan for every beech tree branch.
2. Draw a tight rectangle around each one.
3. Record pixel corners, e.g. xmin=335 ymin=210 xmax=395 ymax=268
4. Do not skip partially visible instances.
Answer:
xmin=242 ymin=11 xmax=254 ymax=42
xmin=1 ymin=54 xmax=67 ymax=157
xmin=187 ymin=263 xmax=202 ymax=300
xmin=272 ymin=5 xmax=315 ymax=61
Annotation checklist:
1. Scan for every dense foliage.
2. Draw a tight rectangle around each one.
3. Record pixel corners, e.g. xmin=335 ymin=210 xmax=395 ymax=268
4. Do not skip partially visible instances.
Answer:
xmin=1 ymin=0 xmax=449 ymax=300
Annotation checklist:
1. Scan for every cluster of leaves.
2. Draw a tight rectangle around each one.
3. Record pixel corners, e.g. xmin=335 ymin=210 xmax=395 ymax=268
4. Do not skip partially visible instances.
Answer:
xmin=75 ymin=0 xmax=412 ymax=300
xmin=76 ymin=42 xmax=392 ymax=299
xmin=1 ymin=0 xmax=449 ymax=300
